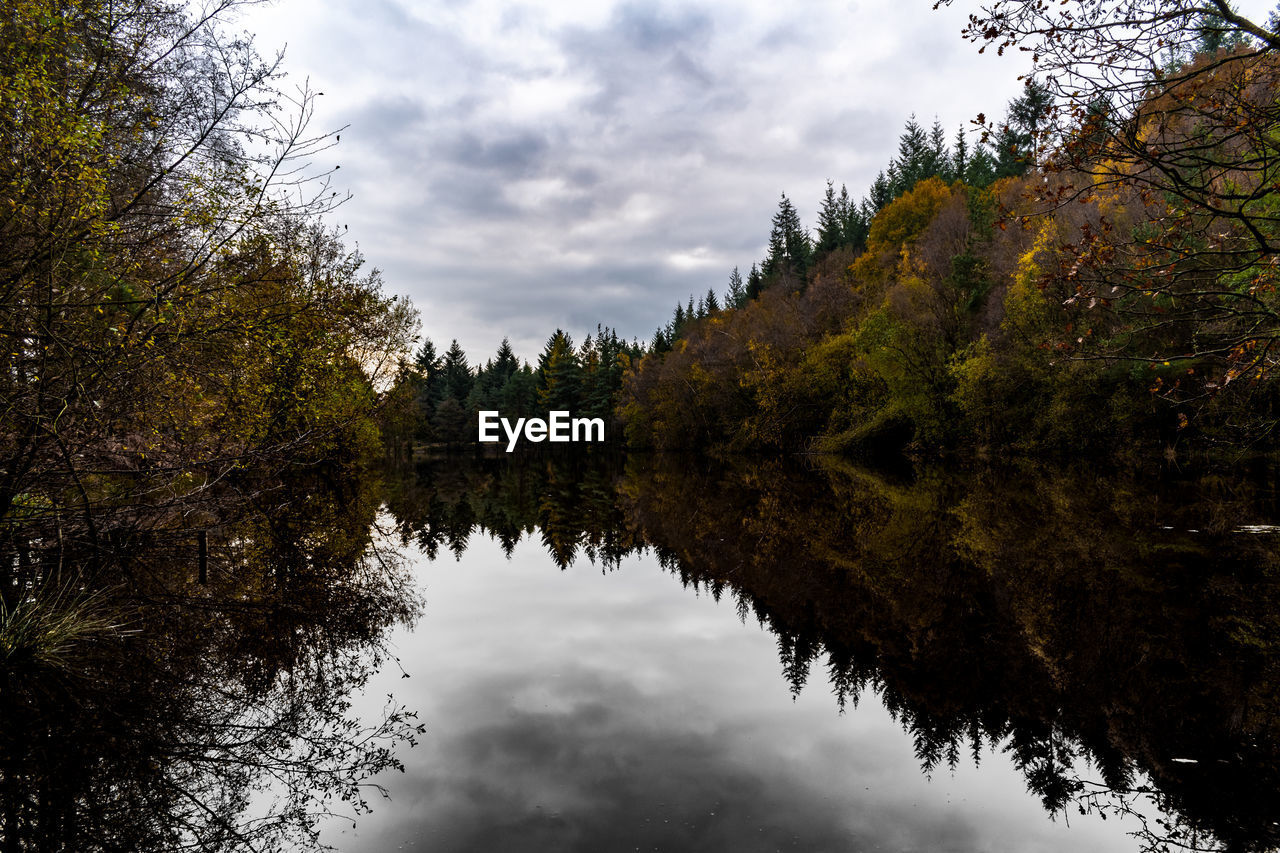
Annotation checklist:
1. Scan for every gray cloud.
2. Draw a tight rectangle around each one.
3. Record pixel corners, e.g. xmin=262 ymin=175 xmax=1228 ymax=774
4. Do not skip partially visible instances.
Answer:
xmin=337 ymin=669 xmax=982 ymax=853
xmin=241 ymin=0 xmax=1037 ymax=362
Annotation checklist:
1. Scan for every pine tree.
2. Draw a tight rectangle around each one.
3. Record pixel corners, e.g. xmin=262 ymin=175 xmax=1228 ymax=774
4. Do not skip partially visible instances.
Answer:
xmin=928 ymin=118 xmax=950 ymax=182
xmin=441 ymin=339 xmax=473 ymax=403
xmin=583 ymin=325 xmax=625 ymax=419
xmin=411 ymin=338 xmax=445 ymax=430
xmin=745 ymin=263 xmax=763 ymax=300
xmin=952 ymin=126 xmax=969 ymax=182
xmin=537 ymin=330 xmax=581 ymax=413
xmin=762 ymin=220 xmax=787 ymax=278
xmin=704 ymin=288 xmax=720 ymax=314
xmin=414 ymin=339 xmax=440 ymax=376
xmin=996 ymin=79 xmax=1054 ymax=177
xmin=867 ymin=171 xmax=894 ymax=214
xmin=891 ymin=115 xmax=931 ymax=195
xmin=491 ymin=338 xmax=520 ymax=385
xmin=467 ymin=358 xmax=500 ymax=412
xmin=500 ymin=364 xmax=539 ymax=417
xmin=815 ymin=180 xmax=844 ymax=255
xmin=763 ymin=193 xmax=811 ymax=288
xmin=726 ymin=266 xmax=745 ymax=309
xmin=838 ymin=184 xmax=868 ymax=251
xmin=965 ymin=143 xmax=998 ymax=187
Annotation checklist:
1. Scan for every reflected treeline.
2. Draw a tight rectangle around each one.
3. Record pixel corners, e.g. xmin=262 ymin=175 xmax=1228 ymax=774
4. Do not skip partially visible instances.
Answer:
xmin=0 ymin=471 xmax=422 ymax=851
xmin=383 ymin=451 xmax=641 ymax=569
xmin=385 ymin=452 xmax=1280 ymax=853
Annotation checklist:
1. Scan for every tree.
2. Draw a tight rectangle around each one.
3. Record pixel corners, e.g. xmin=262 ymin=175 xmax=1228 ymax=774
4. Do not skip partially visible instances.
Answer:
xmin=867 ymin=171 xmax=895 ymax=214
xmin=936 ymin=0 xmax=1280 ymax=389
xmin=726 ymin=267 xmax=746 ymax=309
xmin=952 ymin=126 xmax=969 ymax=180
xmin=441 ymin=340 xmax=474 ymax=403
xmin=762 ymin=193 xmax=811 ymax=288
xmin=839 ymin=184 xmax=870 ymax=250
xmin=0 ymin=0 xmax=416 ymax=580
xmin=491 ymin=338 xmax=520 ymax=386
xmin=537 ymin=330 xmax=581 ymax=413
xmin=815 ymin=180 xmax=845 ymax=255
xmin=704 ymin=288 xmax=721 ymax=314
xmin=746 ymin=263 xmax=764 ymax=300
xmin=991 ymin=80 xmax=1054 ymax=178
xmin=929 ymin=119 xmax=951 ymax=181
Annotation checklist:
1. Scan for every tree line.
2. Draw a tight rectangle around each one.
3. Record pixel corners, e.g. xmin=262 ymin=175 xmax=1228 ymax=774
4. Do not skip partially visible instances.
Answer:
xmin=648 ymin=84 xmax=1052 ymax=355
xmin=380 ymin=328 xmax=644 ymax=451
xmin=623 ymin=6 xmax=1280 ymax=457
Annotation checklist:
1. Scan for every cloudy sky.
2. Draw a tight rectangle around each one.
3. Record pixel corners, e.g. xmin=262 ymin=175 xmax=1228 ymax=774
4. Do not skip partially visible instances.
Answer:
xmin=236 ymin=0 xmax=1036 ymax=362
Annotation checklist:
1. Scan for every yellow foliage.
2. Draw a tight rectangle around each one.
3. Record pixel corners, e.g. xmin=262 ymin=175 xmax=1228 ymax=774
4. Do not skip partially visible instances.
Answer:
xmin=850 ymin=177 xmax=954 ymax=285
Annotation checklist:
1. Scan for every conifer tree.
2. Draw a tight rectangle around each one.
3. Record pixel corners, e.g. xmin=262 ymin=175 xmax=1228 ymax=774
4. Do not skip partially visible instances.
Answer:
xmin=746 ymin=263 xmax=763 ymax=301
xmin=491 ymin=338 xmax=520 ymax=385
xmin=995 ymin=79 xmax=1054 ymax=178
xmin=414 ymin=339 xmax=441 ymax=376
xmin=815 ymin=180 xmax=845 ymax=255
xmin=726 ymin=267 xmax=745 ymax=309
xmin=890 ymin=116 xmax=931 ymax=194
xmin=928 ymin=119 xmax=950 ymax=181
xmin=763 ymin=193 xmax=811 ymax=288
xmin=412 ymin=338 xmax=446 ymax=420
xmin=762 ymin=222 xmax=788 ymax=278
xmin=441 ymin=339 xmax=474 ymax=403
xmin=537 ymin=330 xmax=581 ymax=413
xmin=952 ymin=127 xmax=969 ymax=182
xmin=958 ymin=139 xmax=995 ymax=186
xmin=704 ymin=288 xmax=720 ymax=314
xmin=500 ymin=364 xmax=539 ymax=417
xmin=867 ymin=171 xmax=894 ymax=214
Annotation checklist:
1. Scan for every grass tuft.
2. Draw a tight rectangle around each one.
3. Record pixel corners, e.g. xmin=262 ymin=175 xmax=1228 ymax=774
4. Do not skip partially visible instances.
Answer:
xmin=0 ymin=582 xmax=128 ymax=673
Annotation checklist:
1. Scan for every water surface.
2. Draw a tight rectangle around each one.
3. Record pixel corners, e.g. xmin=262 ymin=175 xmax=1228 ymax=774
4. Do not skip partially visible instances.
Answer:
xmin=319 ymin=454 xmax=1280 ymax=852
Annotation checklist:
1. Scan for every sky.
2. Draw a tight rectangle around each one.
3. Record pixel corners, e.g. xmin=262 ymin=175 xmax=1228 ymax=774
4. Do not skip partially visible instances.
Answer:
xmin=228 ymin=0 xmax=1267 ymax=364
xmin=319 ymin=535 xmax=1143 ymax=852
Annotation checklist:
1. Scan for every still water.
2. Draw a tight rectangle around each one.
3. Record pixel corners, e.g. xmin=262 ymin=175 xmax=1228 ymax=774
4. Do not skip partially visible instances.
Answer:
xmin=4 ymin=453 xmax=1277 ymax=851
xmin=324 ymin=536 xmax=1135 ymax=852
xmin=314 ymin=454 xmax=1280 ymax=853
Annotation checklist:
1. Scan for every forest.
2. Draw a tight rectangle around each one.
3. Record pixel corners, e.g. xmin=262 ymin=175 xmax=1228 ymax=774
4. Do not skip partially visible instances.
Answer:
xmin=385 ymin=4 xmax=1280 ymax=459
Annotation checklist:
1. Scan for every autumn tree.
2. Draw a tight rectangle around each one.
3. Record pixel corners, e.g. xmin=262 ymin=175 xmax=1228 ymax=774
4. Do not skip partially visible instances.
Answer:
xmin=939 ymin=0 xmax=1280 ymax=398
xmin=0 ymin=0 xmax=416 ymax=579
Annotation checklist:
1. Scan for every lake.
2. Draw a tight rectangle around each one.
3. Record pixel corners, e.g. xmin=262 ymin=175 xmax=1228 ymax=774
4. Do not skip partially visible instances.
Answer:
xmin=321 ymin=453 xmax=1280 ymax=852
xmin=3 ymin=453 xmax=1277 ymax=852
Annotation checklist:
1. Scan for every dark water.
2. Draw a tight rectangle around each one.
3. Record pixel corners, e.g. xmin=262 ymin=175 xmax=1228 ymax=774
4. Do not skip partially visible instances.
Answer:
xmin=327 ymin=454 xmax=1280 ymax=853
xmin=3 ymin=454 xmax=1280 ymax=851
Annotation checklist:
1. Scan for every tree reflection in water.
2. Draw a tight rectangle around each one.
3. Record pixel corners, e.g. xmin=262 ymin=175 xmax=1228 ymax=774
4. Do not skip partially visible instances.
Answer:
xmin=386 ymin=452 xmax=1280 ymax=853
xmin=0 ymin=472 xmax=422 ymax=851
